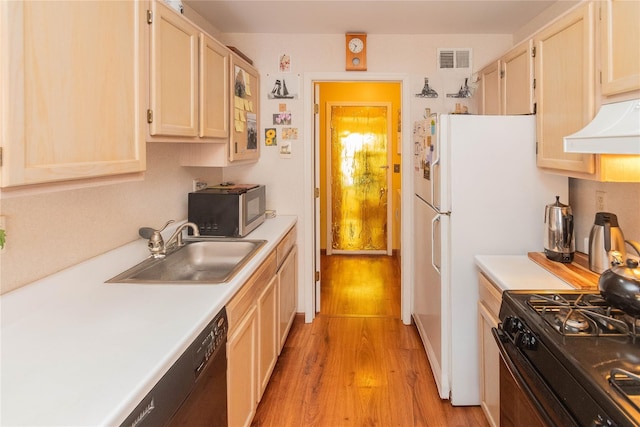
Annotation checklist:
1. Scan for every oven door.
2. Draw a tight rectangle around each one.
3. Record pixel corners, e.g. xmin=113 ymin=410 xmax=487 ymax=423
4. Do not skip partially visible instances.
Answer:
xmin=491 ymin=327 xmax=579 ymax=427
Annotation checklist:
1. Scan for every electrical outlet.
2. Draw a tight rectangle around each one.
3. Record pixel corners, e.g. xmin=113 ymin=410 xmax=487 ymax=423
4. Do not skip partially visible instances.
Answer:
xmin=595 ymin=190 xmax=606 ymax=211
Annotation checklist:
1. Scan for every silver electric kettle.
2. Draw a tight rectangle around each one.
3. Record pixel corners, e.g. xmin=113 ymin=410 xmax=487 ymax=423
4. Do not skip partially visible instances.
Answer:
xmin=544 ymin=196 xmax=575 ymax=263
xmin=588 ymin=212 xmax=626 ymax=274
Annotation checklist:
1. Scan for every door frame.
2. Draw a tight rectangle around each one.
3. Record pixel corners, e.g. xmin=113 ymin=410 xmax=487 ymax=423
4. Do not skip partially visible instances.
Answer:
xmin=302 ymin=72 xmax=413 ymax=325
xmin=326 ymin=102 xmax=393 ymax=256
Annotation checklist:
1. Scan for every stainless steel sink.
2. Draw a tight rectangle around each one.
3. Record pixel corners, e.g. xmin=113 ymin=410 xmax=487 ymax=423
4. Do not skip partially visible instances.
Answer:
xmin=106 ymin=238 xmax=266 ymax=284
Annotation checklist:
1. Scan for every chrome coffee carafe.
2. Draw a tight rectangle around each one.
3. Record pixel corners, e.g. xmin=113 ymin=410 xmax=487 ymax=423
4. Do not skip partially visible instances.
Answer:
xmin=544 ymin=196 xmax=575 ymax=263
xmin=588 ymin=212 xmax=626 ymax=274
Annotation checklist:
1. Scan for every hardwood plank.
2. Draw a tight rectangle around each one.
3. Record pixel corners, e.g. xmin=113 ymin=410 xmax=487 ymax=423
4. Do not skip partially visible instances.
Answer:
xmin=320 ymin=254 xmax=401 ymax=317
xmin=252 ymin=254 xmax=489 ymax=426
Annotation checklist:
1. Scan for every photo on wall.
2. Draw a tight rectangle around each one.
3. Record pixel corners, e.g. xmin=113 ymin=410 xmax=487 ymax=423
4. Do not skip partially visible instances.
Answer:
xmin=266 ymin=73 xmax=299 ymax=100
xmin=265 ymin=128 xmax=277 ymax=146
xmin=273 ymin=112 xmax=292 ymax=125
xmin=247 ymin=113 xmax=257 ymax=149
xmin=279 ymin=53 xmax=291 ymax=73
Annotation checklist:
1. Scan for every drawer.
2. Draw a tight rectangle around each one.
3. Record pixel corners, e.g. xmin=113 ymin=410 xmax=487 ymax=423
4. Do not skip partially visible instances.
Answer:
xmin=478 ymin=272 xmax=502 ymax=318
xmin=227 ymin=250 xmax=277 ymax=332
xmin=276 ymin=226 xmax=296 ymax=268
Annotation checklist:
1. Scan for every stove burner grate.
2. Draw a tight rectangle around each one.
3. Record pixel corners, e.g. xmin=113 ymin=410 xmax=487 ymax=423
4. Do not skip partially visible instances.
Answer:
xmin=527 ymin=293 xmax=638 ymax=338
xmin=609 ymin=368 xmax=640 ymax=413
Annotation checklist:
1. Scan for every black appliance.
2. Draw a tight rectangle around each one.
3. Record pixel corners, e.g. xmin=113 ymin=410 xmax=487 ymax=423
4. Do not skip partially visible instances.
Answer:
xmin=188 ymin=184 xmax=266 ymax=237
xmin=120 ymin=307 xmax=228 ymax=427
xmin=494 ymin=290 xmax=640 ymax=427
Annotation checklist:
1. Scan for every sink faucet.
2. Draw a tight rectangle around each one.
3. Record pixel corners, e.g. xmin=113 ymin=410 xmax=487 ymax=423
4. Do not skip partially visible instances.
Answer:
xmin=139 ymin=220 xmax=201 ymax=258
xmin=166 ymin=222 xmax=200 ymax=250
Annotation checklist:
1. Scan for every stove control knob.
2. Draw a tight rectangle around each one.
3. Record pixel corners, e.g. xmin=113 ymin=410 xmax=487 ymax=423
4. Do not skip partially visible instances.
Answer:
xmin=515 ymin=330 xmax=538 ymax=350
xmin=592 ymin=414 xmax=617 ymax=426
xmin=503 ymin=316 xmax=523 ymax=334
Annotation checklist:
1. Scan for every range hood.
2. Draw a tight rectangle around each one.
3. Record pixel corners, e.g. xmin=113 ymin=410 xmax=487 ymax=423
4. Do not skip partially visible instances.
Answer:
xmin=563 ymin=99 xmax=640 ymax=155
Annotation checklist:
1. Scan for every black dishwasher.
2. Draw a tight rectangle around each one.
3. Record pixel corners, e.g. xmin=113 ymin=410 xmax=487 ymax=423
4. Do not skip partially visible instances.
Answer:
xmin=120 ymin=307 xmax=228 ymax=427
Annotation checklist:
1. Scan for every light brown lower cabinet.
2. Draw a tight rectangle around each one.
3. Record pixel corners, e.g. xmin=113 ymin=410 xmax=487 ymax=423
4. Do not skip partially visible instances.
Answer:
xmin=227 ymin=305 xmax=258 ymax=427
xmin=226 ymin=250 xmax=276 ymax=427
xmin=277 ymin=243 xmax=297 ymax=354
xmin=227 ymin=225 xmax=298 ymax=427
xmin=478 ymin=272 xmax=502 ymax=427
xmin=257 ymin=275 xmax=278 ymax=400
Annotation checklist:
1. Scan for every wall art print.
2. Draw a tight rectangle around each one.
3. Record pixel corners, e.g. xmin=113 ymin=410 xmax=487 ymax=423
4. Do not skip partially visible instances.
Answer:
xmin=273 ymin=111 xmax=292 ymax=126
xmin=282 ymin=128 xmax=298 ymax=140
xmin=267 ymin=73 xmax=299 ymax=100
xmin=280 ymin=142 xmax=292 ymax=158
xmin=265 ymin=128 xmax=277 ymax=146
xmin=279 ymin=53 xmax=291 ymax=73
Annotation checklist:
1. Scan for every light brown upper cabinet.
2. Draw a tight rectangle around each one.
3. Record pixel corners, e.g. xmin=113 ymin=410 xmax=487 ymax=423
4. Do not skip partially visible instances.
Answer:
xmin=201 ymin=34 xmax=230 ymax=139
xmin=148 ymin=0 xmax=199 ymax=138
xmin=600 ymin=0 xmax=640 ymax=96
xmin=534 ymin=2 xmax=596 ymax=174
xmin=179 ymin=51 xmax=260 ymax=166
xmin=502 ymin=40 xmax=534 ymax=115
xmin=148 ymin=1 xmax=259 ymax=166
xmin=0 ymin=1 xmax=146 ymax=187
xmin=478 ymin=61 xmax=501 ymax=115
xmin=148 ymin=0 xmax=229 ymax=140
xmin=477 ymin=40 xmax=533 ymax=116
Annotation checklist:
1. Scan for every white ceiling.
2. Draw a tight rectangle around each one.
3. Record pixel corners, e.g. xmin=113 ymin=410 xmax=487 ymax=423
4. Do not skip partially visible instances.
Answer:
xmin=182 ymin=0 xmax=565 ymax=35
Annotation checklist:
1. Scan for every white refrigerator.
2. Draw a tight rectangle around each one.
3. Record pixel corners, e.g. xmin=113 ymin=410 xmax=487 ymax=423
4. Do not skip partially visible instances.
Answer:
xmin=412 ymin=114 xmax=568 ymax=405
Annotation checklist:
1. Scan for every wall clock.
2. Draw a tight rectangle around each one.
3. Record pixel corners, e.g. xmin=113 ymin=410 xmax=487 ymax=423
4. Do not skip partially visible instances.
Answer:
xmin=346 ymin=33 xmax=367 ymax=71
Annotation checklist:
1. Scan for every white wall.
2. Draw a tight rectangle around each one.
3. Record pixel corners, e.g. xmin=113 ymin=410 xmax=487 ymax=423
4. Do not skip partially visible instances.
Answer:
xmin=213 ymin=32 xmax=512 ymax=314
xmin=0 ymin=144 xmax=223 ymax=294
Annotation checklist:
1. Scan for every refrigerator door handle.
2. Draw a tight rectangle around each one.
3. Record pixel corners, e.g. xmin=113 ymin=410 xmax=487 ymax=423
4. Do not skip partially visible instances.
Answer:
xmin=431 ymin=133 xmax=440 ymax=210
xmin=431 ymin=214 xmax=441 ymax=273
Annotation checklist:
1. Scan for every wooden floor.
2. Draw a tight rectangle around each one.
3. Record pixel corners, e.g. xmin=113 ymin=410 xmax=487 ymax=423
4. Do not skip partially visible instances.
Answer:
xmin=251 ymin=254 xmax=489 ymax=427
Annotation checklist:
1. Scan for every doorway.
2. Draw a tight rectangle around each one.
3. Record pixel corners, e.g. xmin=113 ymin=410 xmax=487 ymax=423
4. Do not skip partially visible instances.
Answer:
xmin=326 ymin=103 xmax=392 ymax=255
xmin=315 ymin=81 xmax=402 ymax=315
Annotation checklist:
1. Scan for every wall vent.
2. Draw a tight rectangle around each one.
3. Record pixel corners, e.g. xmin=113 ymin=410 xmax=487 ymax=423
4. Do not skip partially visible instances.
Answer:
xmin=438 ymin=48 xmax=472 ymax=70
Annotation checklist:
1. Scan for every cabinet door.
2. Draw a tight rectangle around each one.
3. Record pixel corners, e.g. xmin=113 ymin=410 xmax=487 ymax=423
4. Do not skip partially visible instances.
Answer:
xmin=229 ymin=54 xmax=260 ymax=162
xmin=257 ymin=275 xmax=278 ymax=400
xmin=149 ymin=0 xmax=198 ymax=137
xmin=502 ymin=40 xmax=534 ymax=115
xmin=0 ymin=1 xmax=146 ymax=187
xmin=278 ymin=246 xmax=297 ymax=353
xmin=600 ymin=0 xmax=640 ymax=95
xmin=479 ymin=302 xmax=500 ymax=427
xmin=200 ymin=34 xmax=229 ymax=138
xmin=534 ymin=3 xmax=595 ymax=174
xmin=227 ymin=306 xmax=258 ymax=427
xmin=479 ymin=61 xmax=501 ymax=115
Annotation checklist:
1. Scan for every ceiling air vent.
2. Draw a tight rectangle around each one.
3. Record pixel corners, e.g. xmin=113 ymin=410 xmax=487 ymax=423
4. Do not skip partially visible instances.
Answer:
xmin=438 ymin=48 xmax=472 ymax=70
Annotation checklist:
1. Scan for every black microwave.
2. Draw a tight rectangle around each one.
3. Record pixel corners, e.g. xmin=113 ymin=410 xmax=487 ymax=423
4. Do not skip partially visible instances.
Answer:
xmin=188 ymin=184 xmax=266 ymax=237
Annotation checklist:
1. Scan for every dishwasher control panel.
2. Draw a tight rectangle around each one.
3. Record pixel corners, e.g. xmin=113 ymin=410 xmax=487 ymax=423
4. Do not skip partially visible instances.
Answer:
xmin=120 ymin=307 xmax=228 ymax=427
xmin=194 ymin=308 xmax=228 ymax=378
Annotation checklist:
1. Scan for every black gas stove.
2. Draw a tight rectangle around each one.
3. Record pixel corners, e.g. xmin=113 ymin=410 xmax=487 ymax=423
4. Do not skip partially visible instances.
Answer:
xmin=496 ymin=290 xmax=640 ymax=427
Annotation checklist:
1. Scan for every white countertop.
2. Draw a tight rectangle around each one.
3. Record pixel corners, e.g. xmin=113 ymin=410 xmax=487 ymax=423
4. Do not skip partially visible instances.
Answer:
xmin=475 ymin=255 xmax=575 ymax=292
xmin=0 ymin=215 xmax=297 ymax=427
